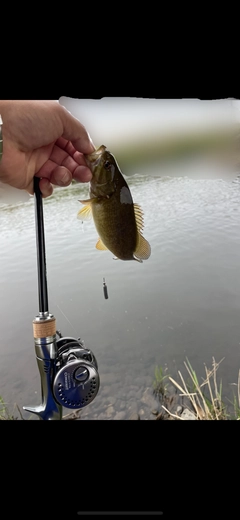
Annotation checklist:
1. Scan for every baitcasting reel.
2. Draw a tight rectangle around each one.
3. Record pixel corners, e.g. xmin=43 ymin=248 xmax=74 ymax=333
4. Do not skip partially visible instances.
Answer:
xmin=53 ymin=333 xmax=100 ymax=409
xmin=24 ymin=324 xmax=100 ymax=420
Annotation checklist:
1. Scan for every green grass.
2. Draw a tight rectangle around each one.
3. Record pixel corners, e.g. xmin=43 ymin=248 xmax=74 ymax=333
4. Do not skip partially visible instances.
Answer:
xmin=153 ymin=358 xmax=240 ymax=420
xmin=0 ymin=396 xmax=20 ymax=420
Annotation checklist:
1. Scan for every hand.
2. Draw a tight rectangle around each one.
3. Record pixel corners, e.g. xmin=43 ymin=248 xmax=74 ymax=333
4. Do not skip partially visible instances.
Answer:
xmin=0 ymin=100 xmax=95 ymax=197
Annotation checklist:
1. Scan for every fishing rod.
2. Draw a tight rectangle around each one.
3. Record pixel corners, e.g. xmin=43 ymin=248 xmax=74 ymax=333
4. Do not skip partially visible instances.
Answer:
xmin=23 ymin=177 xmax=100 ymax=420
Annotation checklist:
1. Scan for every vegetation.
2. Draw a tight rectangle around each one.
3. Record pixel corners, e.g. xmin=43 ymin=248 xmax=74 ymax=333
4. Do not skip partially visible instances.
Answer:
xmin=0 ymin=396 xmax=20 ymax=420
xmin=152 ymin=357 xmax=240 ymax=420
xmin=2 ymin=357 xmax=240 ymax=420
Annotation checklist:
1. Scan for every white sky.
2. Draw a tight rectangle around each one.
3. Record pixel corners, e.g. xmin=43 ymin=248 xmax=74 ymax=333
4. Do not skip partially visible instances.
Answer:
xmin=59 ymin=97 xmax=240 ymax=148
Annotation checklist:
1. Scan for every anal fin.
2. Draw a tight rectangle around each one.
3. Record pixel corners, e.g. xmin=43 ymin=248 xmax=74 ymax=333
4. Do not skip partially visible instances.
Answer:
xmin=96 ymin=238 xmax=108 ymax=250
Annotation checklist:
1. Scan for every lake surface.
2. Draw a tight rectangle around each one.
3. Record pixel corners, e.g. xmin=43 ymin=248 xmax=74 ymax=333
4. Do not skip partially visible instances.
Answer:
xmin=1 ymin=156 xmax=240 ymax=419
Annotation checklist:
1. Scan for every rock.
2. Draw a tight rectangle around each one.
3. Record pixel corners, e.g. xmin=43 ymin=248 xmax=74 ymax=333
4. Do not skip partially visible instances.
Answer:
xmin=141 ymin=387 xmax=160 ymax=411
xmin=127 ymin=390 xmax=138 ymax=399
xmin=128 ymin=412 xmax=140 ymax=420
xmin=106 ymin=396 xmax=117 ymax=406
xmin=127 ymin=401 xmax=139 ymax=416
xmin=96 ymin=412 xmax=107 ymax=420
xmin=181 ymin=408 xmax=197 ymax=420
xmin=176 ymin=406 xmax=183 ymax=414
xmin=113 ymin=411 xmax=126 ymax=420
xmin=105 ymin=405 xmax=115 ymax=418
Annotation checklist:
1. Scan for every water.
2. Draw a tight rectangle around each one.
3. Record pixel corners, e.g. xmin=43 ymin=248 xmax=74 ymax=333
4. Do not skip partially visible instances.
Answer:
xmin=1 ymin=157 xmax=240 ymax=419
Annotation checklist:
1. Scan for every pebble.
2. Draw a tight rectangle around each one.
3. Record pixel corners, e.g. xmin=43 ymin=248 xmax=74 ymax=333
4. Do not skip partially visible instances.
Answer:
xmin=106 ymin=396 xmax=117 ymax=405
xmin=176 ymin=405 xmax=183 ymax=414
xmin=128 ymin=412 xmax=140 ymax=420
xmin=181 ymin=408 xmax=197 ymax=420
xmin=73 ymin=369 xmax=199 ymax=421
xmin=113 ymin=411 xmax=126 ymax=420
xmin=105 ymin=405 xmax=115 ymax=418
xmin=141 ymin=387 xmax=160 ymax=411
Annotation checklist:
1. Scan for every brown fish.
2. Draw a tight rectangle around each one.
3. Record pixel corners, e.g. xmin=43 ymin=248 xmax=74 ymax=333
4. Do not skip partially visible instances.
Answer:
xmin=77 ymin=145 xmax=151 ymax=263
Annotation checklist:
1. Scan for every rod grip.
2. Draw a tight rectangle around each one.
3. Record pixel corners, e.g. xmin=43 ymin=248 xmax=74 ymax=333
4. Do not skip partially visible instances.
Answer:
xmin=33 ymin=317 xmax=56 ymax=338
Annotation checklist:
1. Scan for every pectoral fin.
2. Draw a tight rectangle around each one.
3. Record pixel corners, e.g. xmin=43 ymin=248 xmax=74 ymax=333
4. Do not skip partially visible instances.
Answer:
xmin=134 ymin=232 xmax=151 ymax=262
xmin=77 ymin=201 xmax=93 ymax=221
xmin=96 ymin=238 xmax=108 ymax=250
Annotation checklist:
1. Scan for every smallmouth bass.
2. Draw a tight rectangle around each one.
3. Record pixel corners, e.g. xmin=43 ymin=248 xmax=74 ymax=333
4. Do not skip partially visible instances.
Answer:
xmin=77 ymin=145 xmax=151 ymax=263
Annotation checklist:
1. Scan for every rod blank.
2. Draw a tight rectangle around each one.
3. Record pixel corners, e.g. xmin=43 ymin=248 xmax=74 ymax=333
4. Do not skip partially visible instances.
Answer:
xmin=34 ymin=177 xmax=49 ymax=313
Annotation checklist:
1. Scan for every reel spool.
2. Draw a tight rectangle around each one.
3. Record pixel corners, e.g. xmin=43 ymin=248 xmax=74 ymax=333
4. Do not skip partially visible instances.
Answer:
xmin=53 ymin=337 xmax=100 ymax=409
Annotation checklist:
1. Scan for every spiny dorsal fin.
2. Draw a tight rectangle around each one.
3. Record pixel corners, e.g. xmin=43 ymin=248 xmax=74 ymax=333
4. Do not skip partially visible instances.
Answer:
xmin=134 ymin=232 xmax=151 ymax=262
xmin=96 ymin=238 xmax=108 ymax=250
xmin=134 ymin=203 xmax=144 ymax=233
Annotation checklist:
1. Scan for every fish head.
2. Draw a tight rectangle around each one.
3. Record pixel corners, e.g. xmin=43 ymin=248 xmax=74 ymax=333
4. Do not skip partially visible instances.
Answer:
xmin=85 ymin=145 xmax=119 ymax=198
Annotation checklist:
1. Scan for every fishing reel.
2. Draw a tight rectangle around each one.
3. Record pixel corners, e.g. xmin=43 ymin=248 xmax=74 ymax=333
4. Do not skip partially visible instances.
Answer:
xmin=24 ymin=326 xmax=100 ymax=420
xmin=53 ymin=333 xmax=100 ymax=409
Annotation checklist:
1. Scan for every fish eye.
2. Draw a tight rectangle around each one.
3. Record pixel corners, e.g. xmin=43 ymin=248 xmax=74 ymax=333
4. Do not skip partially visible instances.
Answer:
xmin=104 ymin=160 xmax=112 ymax=170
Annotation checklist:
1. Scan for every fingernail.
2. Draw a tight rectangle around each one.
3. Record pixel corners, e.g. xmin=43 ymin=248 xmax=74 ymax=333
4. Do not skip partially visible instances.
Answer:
xmin=60 ymin=172 xmax=71 ymax=185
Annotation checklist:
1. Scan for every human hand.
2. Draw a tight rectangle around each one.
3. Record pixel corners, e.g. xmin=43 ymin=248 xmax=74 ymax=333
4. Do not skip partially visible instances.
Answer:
xmin=0 ymin=100 xmax=95 ymax=197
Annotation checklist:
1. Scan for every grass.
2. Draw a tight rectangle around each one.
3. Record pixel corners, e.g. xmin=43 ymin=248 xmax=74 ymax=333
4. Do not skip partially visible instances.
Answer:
xmin=0 ymin=396 xmax=20 ymax=420
xmin=153 ymin=357 xmax=240 ymax=420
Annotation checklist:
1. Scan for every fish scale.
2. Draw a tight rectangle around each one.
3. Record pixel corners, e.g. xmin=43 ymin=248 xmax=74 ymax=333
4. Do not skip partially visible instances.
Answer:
xmin=77 ymin=145 xmax=151 ymax=263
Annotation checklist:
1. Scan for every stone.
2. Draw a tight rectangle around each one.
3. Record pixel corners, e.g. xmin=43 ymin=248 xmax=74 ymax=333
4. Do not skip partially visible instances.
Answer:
xmin=141 ymin=387 xmax=160 ymax=410
xmin=106 ymin=396 xmax=117 ymax=405
xmin=181 ymin=408 xmax=197 ymax=420
xmin=176 ymin=406 xmax=183 ymax=415
xmin=128 ymin=412 xmax=140 ymax=420
xmin=113 ymin=411 xmax=126 ymax=420
xmin=105 ymin=405 xmax=115 ymax=418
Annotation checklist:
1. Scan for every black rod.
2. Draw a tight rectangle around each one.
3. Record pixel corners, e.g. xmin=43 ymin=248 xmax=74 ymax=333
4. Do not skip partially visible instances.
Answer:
xmin=34 ymin=177 xmax=49 ymax=313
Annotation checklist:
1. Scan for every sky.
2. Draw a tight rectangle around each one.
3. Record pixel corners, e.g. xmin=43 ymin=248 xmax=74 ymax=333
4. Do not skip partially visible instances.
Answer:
xmin=59 ymin=97 xmax=240 ymax=148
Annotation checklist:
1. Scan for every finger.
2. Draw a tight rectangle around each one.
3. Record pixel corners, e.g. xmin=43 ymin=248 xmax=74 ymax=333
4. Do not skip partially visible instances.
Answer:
xmin=49 ymin=166 xmax=72 ymax=187
xmin=49 ymin=165 xmax=92 ymax=186
xmin=48 ymin=145 xmax=88 ymax=172
xmin=39 ymin=178 xmax=54 ymax=198
xmin=55 ymin=137 xmax=92 ymax=165
xmin=59 ymin=105 xmax=95 ymax=154
xmin=37 ymin=161 xmax=92 ymax=184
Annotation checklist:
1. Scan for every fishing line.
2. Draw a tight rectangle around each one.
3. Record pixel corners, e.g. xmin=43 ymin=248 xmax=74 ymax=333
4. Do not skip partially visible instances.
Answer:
xmin=55 ymin=303 xmax=79 ymax=337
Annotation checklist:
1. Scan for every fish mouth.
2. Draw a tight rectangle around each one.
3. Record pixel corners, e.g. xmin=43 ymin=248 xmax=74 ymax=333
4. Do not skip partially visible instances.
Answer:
xmin=85 ymin=145 xmax=106 ymax=168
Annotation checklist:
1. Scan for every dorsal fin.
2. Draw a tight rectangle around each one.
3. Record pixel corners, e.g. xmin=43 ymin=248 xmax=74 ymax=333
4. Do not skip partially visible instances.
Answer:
xmin=134 ymin=203 xmax=144 ymax=233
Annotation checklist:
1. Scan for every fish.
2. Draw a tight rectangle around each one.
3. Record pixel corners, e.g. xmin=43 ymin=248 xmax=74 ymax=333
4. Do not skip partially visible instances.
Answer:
xmin=77 ymin=145 xmax=151 ymax=263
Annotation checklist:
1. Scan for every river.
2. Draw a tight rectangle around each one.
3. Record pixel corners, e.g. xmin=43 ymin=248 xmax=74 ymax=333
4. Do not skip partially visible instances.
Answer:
xmin=1 ymin=155 xmax=240 ymax=419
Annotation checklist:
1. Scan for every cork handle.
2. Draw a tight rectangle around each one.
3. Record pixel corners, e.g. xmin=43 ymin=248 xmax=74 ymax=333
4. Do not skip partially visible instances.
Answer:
xmin=33 ymin=317 xmax=56 ymax=338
